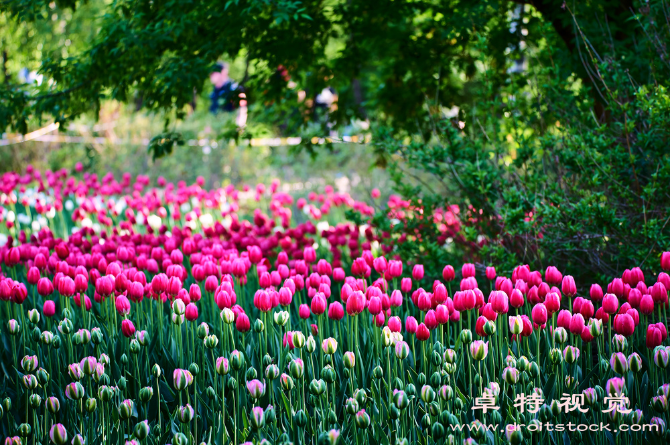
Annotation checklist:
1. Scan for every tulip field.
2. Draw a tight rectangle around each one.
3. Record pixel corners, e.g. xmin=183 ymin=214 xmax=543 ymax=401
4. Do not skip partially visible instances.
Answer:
xmin=1 ymin=168 xmax=670 ymax=445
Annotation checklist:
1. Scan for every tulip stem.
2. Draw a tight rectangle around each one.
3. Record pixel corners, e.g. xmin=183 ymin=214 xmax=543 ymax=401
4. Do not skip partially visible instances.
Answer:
xmin=221 ymin=376 xmax=226 ymax=445
xmin=157 ymin=376 xmax=162 ymax=436
xmin=421 ymin=341 xmax=426 ymax=376
xmin=608 ymin=317 xmax=613 ymax=356
xmin=11 ymin=336 xmax=17 ymax=385
xmin=354 ymin=316 xmax=361 ymax=384
xmin=535 ymin=328 xmax=542 ymax=368
xmin=79 ymin=292 xmax=86 ymax=328
xmin=387 ymin=346 xmax=392 ymax=409
xmin=478 ymin=361 xmax=482 ymax=396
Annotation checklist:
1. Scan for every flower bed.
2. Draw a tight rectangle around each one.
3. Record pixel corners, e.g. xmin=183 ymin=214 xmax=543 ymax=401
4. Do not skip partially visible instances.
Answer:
xmin=0 ymin=168 xmax=669 ymax=445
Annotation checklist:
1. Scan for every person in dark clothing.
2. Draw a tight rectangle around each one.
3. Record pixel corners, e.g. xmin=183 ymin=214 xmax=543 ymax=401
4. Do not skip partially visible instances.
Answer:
xmin=209 ymin=62 xmax=240 ymax=113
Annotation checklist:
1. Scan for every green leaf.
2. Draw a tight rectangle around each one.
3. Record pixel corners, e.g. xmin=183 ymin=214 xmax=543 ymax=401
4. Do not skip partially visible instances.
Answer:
xmin=543 ymin=374 xmax=556 ymax=401
xmin=373 ymin=422 xmax=390 ymax=445
xmin=640 ymin=371 xmax=649 ymax=407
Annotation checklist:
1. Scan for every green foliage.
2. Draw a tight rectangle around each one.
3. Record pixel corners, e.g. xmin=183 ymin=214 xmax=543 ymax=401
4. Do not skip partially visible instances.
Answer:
xmin=364 ymin=2 xmax=670 ymax=284
xmin=148 ymin=131 xmax=185 ymax=161
xmin=0 ymin=0 xmax=642 ymax=143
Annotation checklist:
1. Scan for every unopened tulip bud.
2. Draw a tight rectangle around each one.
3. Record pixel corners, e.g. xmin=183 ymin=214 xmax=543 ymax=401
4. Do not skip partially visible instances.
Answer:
xmin=355 ymin=409 xmax=371 ymax=429
xmin=273 ymin=310 xmax=289 ymax=326
xmin=602 ymin=383 xmax=622 ymax=406
xmin=395 ymin=341 xmax=410 ymax=360
xmin=372 ymin=366 xmax=384 ymax=379
xmin=265 ymin=364 xmax=280 ymax=380
xmin=46 ymin=396 xmax=60 ymax=413
xmin=516 ymin=356 xmax=530 ymax=372
xmin=588 ymin=319 xmax=603 ymax=338
xmin=34 ymin=368 xmax=48 ymax=388
xmin=139 ymin=387 xmax=154 ymax=403
xmin=8 ymin=319 xmax=20 ymax=336
xmin=553 ymin=327 xmax=568 ymax=344
xmin=28 ymin=309 xmax=40 ymax=324
xmin=28 ymin=394 xmax=41 ymax=408
xmin=21 ymin=355 xmax=38 ymax=373
xmin=171 ymin=313 xmax=184 ymax=325
xmin=134 ymin=420 xmax=150 ymax=440
xmin=177 ymin=404 xmax=195 ymax=423
xmin=305 ymin=335 xmax=316 ymax=353
xmin=469 ymin=340 xmax=489 ymax=361
xmin=654 ymin=346 xmax=670 ymax=369
xmin=343 ymin=351 xmax=356 ymax=368
xmin=382 ymin=327 xmax=393 ymax=347
xmin=563 ymin=346 xmax=580 ymax=364
xmin=610 ymin=352 xmax=628 ymax=374
xmin=483 ymin=320 xmax=496 ymax=335
xmin=17 ymin=424 xmax=31 ymax=438
xmin=173 ymin=369 xmax=194 ymax=391
xmin=502 ymin=366 xmax=519 ymax=384
xmin=308 ymin=378 xmax=326 ymax=396
xmin=651 ymin=395 xmax=668 ymax=414
xmin=189 ymin=363 xmax=200 ymax=377
xmin=246 ymin=379 xmax=265 ymax=399
xmin=612 ymin=334 xmax=628 ymax=353
xmin=281 ymin=373 xmax=294 ymax=391
xmin=420 ymin=385 xmax=436 ymax=403
xmin=49 ymin=424 xmax=68 ymax=445
xmin=322 ymin=337 xmax=338 ymax=355
xmin=85 ymin=398 xmax=97 ymax=412
xmin=98 ymin=386 xmax=113 ymax=402
xmin=346 ymin=398 xmax=359 ymax=414
xmin=506 ymin=426 xmax=524 ymax=445
xmin=355 ymin=388 xmax=368 ymax=406
xmin=214 ymin=357 xmax=229 ymax=376
xmin=173 ymin=433 xmax=189 ymax=445
xmin=294 ymin=409 xmax=308 ymax=427
xmin=266 ymin=405 xmax=277 ymax=424
xmin=289 ymin=358 xmax=305 ymax=379
xmin=509 ymin=316 xmax=524 ymax=335
xmin=118 ymin=399 xmax=134 ymax=419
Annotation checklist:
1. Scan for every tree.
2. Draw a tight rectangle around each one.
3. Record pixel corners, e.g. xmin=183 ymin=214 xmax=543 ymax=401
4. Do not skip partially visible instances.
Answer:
xmin=0 ymin=0 xmax=656 ymax=143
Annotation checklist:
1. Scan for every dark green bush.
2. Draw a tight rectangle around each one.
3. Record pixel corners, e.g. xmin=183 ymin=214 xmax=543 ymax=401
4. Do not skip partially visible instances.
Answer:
xmin=359 ymin=4 xmax=670 ymax=285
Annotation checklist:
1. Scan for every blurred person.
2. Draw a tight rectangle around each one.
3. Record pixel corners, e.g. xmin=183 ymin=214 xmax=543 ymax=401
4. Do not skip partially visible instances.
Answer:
xmin=236 ymin=92 xmax=248 ymax=128
xmin=315 ymin=87 xmax=337 ymax=113
xmin=209 ymin=62 xmax=241 ymax=113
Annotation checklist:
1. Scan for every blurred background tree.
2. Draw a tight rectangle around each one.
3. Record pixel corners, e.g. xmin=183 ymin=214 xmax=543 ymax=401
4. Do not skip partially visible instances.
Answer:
xmin=1 ymin=0 xmax=669 ymax=284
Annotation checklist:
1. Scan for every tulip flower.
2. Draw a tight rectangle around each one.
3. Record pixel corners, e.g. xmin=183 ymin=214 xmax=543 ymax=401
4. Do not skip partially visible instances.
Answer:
xmin=49 ymin=424 xmax=68 ymax=445
xmin=321 ymin=337 xmax=338 ymax=354
xmin=509 ymin=316 xmax=523 ymax=335
xmin=412 ymin=265 xmax=424 ymax=281
xmin=654 ymin=346 xmax=670 ymax=369
xmin=605 ymin=376 xmax=625 ymax=396
xmin=121 ymin=319 xmax=136 ymax=338
xmin=469 ymin=340 xmax=489 ymax=361
xmin=610 ymin=352 xmax=629 ymax=374
xmin=246 ymin=379 xmax=265 ymax=398
xmin=442 ymin=265 xmax=455 ymax=282
xmin=415 ymin=323 xmax=430 ymax=341
xmin=545 ymin=266 xmax=562 ymax=285
xmin=531 ymin=303 xmax=548 ymax=325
